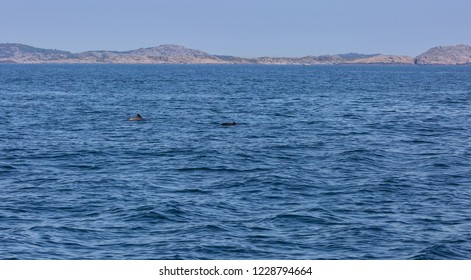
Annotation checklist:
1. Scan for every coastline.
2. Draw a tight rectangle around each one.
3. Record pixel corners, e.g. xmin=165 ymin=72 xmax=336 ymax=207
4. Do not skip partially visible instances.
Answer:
xmin=1 ymin=43 xmax=471 ymax=65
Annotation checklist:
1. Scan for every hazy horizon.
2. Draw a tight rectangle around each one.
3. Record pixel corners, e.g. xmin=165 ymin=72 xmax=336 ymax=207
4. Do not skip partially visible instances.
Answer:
xmin=3 ymin=41 xmax=466 ymax=59
xmin=2 ymin=0 xmax=471 ymax=57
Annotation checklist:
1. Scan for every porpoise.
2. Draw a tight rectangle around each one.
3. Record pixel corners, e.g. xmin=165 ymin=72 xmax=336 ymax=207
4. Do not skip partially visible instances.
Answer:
xmin=221 ymin=122 xmax=236 ymax=126
xmin=128 ymin=114 xmax=145 ymax=121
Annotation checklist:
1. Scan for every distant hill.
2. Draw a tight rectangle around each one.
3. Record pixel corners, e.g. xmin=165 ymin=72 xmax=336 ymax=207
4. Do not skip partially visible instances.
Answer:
xmin=0 ymin=43 xmax=72 ymax=62
xmin=1 ymin=43 xmax=470 ymax=65
xmin=0 ymin=43 xmax=223 ymax=64
xmin=415 ymin=45 xmax=471 ymax=65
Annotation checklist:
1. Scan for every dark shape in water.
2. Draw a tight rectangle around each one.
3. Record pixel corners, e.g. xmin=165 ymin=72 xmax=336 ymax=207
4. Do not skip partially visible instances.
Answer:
xmin=221 ymin=122 xmax=236 ymax=126
xmin=128 ymin=114 xmax=145 ymax=121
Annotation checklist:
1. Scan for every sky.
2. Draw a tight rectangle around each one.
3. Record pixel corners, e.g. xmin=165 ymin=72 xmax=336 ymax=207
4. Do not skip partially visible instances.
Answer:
xmin=1 ymin=0 xmax=471 ymax=57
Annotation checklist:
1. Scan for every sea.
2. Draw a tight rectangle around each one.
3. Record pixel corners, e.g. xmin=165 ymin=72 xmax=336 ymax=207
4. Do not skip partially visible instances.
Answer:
xmin=0 ymin=64 xmax=470 ymax=259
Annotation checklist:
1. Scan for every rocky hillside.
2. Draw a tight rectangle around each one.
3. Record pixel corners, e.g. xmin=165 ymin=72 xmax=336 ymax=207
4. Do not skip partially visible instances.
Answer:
xmin=0 ymin=44 xmax=224 ymax=64
xmin=217 ymin=53 xmax=414 ymax=65
xmin=415 ymin=45 xmax=471 ymax=65
xmin=0 ymin=43 xmax=469 ymax=65
xmin=345 ymin=55 xmax=414 ymax=64
xmin=0 ymin=43 xmax=72 ymax=63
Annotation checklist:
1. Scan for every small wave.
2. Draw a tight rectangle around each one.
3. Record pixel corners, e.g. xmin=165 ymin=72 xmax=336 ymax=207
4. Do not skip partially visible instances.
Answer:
xmin=61 ymin=164 xmax=103 ymax=171
xmin=265 ymin=212 xmax=334 ymax=226
xmin=338 ymin=148 xmax=384 ymax=157
xmin=123 ymin=210 xmax=171 ymax=223
xmin=400 ymin=139 xmax=436 ymax=145
xmin=174 ymin=188 xmax=212 ymax=195
xmin=0 ymin=164 xmax=16 ymax=171
xmin=410 ymin=242 xmax=471 ymax=260
xmin=176 ymin=166 xmax=245 ymax=173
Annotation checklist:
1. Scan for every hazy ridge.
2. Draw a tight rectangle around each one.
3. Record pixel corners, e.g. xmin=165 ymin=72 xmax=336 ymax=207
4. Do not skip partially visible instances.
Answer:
xmin=1 ymin=43 xmax=470 ymax=65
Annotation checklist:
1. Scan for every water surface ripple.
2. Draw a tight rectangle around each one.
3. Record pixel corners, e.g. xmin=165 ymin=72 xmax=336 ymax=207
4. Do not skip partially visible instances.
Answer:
xmin=1 ymin=65 xmax=470 ymax=259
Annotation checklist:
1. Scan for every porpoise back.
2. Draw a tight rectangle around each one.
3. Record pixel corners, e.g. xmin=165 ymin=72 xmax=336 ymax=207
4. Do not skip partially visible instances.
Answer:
xmin=128 ymin=114 xmax=145 ymax=121
xmin=221 ymin=122 xmax=236 ymax=126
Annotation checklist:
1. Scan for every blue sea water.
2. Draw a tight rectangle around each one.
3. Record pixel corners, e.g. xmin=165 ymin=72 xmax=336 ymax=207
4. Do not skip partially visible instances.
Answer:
xmin=0 ymin=64 xmax=470 ymax=259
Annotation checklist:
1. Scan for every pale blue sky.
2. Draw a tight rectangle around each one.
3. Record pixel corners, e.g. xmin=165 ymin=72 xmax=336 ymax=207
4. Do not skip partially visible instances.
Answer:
xmin=1 ymin=0 xmax=470 ymax=57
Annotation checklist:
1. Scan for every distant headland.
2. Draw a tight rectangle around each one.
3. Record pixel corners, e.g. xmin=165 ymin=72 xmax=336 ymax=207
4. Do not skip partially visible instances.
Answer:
xmin=1 ymin=43 xmax=470 ymax=65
